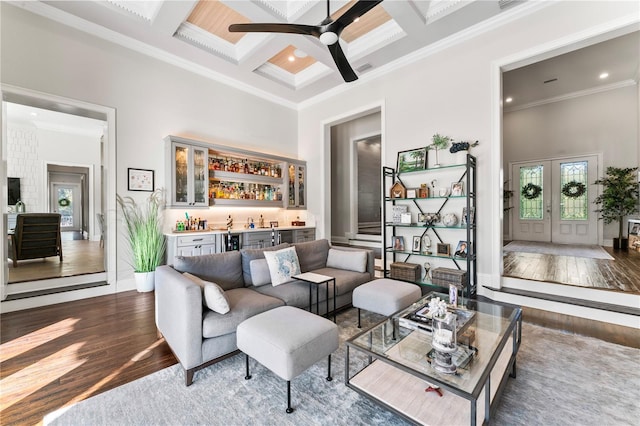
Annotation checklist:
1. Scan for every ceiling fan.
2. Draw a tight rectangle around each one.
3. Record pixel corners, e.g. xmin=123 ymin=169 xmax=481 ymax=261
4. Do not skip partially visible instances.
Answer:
xmin=229 ymin=0 xmax=383 ymax=82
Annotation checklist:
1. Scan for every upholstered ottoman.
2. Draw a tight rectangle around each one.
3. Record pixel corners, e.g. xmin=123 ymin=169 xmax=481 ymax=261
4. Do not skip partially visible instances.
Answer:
xmin=352 ymin=278 xmax=422 ymax=327
xmin=237 ymin=306 xmax=339 ymax=413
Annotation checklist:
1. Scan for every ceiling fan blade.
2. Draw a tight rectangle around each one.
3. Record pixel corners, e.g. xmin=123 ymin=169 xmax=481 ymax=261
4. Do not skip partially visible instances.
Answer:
xmin=229 ymin=23 xmax=319 ymax=37
xmin=328 ymin=42 xmax=358 ymax=82
xmin=334 ymin=0 xmax=383 ymax=28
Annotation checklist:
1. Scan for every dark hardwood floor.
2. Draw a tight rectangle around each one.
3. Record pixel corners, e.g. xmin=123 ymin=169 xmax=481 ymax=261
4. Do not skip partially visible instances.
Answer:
xmin=503 ymin=245 xmax=640 ymax=293
xmin=0 ymin=291 xmax=176 ymax=426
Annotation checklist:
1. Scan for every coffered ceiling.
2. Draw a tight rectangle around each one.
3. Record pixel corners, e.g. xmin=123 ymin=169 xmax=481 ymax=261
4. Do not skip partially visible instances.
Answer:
xmin=17 ymin=0 xmax=523 ymax=106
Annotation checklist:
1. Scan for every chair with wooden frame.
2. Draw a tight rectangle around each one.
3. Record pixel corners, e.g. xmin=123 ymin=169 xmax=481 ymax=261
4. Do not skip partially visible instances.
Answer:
xmin=9 ymin=213 xmax=63 ymax=267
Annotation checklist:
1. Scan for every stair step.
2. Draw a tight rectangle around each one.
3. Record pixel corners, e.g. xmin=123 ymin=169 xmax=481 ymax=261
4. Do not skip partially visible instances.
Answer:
xmin=483 ymin=285 xmax=640 ymax=317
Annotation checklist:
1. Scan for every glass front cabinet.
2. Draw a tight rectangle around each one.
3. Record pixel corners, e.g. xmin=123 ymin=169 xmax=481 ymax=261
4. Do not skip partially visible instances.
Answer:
xmin=165 ymin=136 xmax=307 ymax=209
xmin=169 ymin=142 xmax=208 ymax=207
xmin=287 ymin=163 xmax=306 ymax=209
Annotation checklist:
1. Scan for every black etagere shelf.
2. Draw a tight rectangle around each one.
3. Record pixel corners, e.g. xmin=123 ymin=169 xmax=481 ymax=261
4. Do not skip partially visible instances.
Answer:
xmin=382 ymin=154 xmax=477 ymax=299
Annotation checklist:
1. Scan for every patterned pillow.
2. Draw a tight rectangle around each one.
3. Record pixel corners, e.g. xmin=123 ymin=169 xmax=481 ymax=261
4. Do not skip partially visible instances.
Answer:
xmin=263 ymin=246 xmax=301 ymax=286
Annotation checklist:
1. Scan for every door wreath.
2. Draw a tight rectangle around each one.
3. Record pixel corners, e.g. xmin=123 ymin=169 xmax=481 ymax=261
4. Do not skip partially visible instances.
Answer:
xmin=521 ymin=183 xmax=542 ymax=200
xmin=58 ymin=198 xmax=71 ymax=207
xmin=561 ymin=181 xmax=586 ymax=198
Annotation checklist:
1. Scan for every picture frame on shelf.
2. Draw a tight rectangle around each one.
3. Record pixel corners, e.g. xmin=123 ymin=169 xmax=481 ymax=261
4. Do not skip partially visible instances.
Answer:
xmin=400 ymin=213 xmax=412 ymax=224
xmin=406 ymin=189 xmax=417 ymax=198
xmin=461 ymin=207 xmax=475 ymax=225
xmin=391 ymin=205 xmax=408 ymax=223
xmin=127 ymin=168 xmax=154 ymax=192
xmin=436 ymin=242 xmax=450 ymax=257
xmin=392 ymin=236 xmax=405 ymax=251
xmin=412 ymin=236 xmax=421 ymax=253
xmin=396 ymin=148 xmax=427 ymax=173
xmin=454 ymin=241 xmax=469 ymax=258
xmin=451 ymin=181 xmax=464 ymax=196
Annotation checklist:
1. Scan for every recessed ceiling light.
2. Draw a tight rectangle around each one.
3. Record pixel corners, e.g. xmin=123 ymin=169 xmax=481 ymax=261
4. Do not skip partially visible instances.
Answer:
xmin=288 ymin=55 xmax=295 ymax=62
xmin=293 ymin=49 xmax=307 ymax=58
xmin=30 ymin=112 xmax=38 ymax=117
xmin=599 ymin=72 xmax=609 ymax=79
xmin=505 ymin=97 xmax=513 ymax=103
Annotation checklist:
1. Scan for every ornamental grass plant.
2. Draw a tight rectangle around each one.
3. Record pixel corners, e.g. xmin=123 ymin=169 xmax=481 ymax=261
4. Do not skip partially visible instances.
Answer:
xmin=116 ymin=189 xmax=166 ymax=273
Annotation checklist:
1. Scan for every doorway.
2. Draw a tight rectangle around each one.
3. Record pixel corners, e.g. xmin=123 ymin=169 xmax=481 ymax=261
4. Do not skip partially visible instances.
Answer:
xmin=1 ymin=86 xmax=116 ymax=305
xmin=511 ymin=154 xmax=599 ymax=244
xmin=330 ymin=111 xmax=382 ymax=246
xmin=49 ymin=168 xmax=88 ymax=239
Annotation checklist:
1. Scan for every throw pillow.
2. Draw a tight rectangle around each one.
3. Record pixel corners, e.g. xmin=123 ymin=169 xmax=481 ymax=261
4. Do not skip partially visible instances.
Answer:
xmin=249 ymin=258 xmax=271 ymax=286
xmin=182 ymin=272 xmax=230 ymax=314
xmin=263 ymin=246 xmax=301 ymax=286
xmin=326 ymin=248 xmax=367 ymax=273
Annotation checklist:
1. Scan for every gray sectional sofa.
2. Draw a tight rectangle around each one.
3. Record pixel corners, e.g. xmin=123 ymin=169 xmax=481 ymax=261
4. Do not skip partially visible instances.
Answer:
xmin=155 ymin=239 xmax=374 ymax=385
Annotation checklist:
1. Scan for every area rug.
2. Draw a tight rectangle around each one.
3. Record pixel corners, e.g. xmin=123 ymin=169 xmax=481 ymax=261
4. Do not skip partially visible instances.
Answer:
xmin=504 ymin=241 xmax=614 ymax=260
xmin=44 ymin=309 xmax=640 ymax=426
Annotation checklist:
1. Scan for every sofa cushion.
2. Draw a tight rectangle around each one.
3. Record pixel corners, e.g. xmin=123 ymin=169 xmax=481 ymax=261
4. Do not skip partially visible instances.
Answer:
xmin=202 ymin=288 xmax=284 ymax=339
xmin=253 ymin=280 xmax=310 ymax=308
xmin=263 ymin=246 xmax=301 ymax=286
xmin=240 ymin=243 xmax=289 ymax=286
xmin=174 ymin=251 xmax=244 ymax=291
xmin=326 ymin=248 xmax=367 ymax=273
xmin=249 ymin=259 xmax=271 ymax=286
xmin=182 ymin=272 xmax=230 ymax=314
xmin=294 ymin=239 xmax=330 ymax=272
xmin=311 ymin=267 xmax=371 ymax=297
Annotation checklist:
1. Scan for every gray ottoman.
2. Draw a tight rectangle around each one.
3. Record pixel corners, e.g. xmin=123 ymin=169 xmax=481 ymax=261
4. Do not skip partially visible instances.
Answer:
xmin=353 ymin=278 xmax=422 ymax=327
xmin=237 ymin=306 xmax=339 ymax=413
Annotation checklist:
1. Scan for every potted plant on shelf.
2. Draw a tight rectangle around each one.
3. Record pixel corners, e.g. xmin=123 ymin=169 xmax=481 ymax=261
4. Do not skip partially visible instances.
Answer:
xmin=116 ymin=189 xmax=166 ymax=292
xmin=593 ymin=167 xmax=639 ymax=250
xmin=429 ymin=133 xmax=451 ymax=167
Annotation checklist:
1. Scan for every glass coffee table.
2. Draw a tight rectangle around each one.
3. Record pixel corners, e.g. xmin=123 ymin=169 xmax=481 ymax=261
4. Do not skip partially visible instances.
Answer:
xmin=345 ymin=292 xmax=522 ymax=426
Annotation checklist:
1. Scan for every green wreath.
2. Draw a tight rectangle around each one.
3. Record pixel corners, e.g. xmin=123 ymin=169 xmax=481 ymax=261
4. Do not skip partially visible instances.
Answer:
xmin=561 ymin=181 xmax=586 ymax=198
xmin=58 ymin=198 xmax=70 ymax=207
xmin=521 ymin=183 xmax=542 ymax=200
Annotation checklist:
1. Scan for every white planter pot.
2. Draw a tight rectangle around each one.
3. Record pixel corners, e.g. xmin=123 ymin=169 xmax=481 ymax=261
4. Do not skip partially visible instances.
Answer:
xmin=134 ymin=271 xmax=155 ymax=292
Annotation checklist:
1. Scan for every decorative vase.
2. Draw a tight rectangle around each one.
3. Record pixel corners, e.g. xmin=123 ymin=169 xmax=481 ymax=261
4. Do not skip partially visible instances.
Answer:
xmin=432 ymin=313 xmax=457 ymax=374
xmin=134 ymin=271 xmax=155 ymax=292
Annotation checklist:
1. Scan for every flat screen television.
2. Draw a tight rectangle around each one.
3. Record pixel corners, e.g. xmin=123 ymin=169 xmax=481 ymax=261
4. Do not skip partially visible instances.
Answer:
xmin=8 ymin=177 xmax=21 ymax=205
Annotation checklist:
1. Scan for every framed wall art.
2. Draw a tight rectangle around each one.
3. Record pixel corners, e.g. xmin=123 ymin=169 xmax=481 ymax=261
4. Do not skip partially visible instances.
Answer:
xmin=396 ymin=148 xmax=427 ymax=173
xmin=128 ymin=168 xmax=154 ymax=192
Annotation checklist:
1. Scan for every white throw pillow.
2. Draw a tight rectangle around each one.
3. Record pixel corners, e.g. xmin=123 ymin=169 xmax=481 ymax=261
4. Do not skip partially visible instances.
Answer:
xmin=249 ymin=258 xmax=271 ymax=286
xmin=326 ymin=248 xmax=367 ymax=273
xmin=263 ymin=246 xmax=301 ymax=286
xmin=182 ymin=272 xmax=230 ymax=314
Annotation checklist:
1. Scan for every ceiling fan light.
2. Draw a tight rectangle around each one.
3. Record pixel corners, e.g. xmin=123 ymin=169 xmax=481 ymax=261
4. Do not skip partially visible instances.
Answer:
xmin=320 ymin=31 xmax=339 ymax=45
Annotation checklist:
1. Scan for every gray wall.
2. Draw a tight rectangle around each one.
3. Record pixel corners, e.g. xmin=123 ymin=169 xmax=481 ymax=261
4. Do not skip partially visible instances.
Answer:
xmin=357 ymin=137 xmax=382 ymax=228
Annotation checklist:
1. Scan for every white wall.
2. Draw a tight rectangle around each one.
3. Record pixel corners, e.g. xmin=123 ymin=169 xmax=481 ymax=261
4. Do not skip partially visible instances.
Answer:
xmin=298 ymin=2 xmax=640 ymax=290
xmin=6 ymin=124 xmax=40 ymax=211
xmin=1 ymin=3 xmax=297 ymax=290
xmin=503 ymin=85 xmax=638 ymax=241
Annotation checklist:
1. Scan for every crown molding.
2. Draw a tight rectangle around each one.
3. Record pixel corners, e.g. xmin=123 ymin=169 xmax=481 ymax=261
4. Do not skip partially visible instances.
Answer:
xmin=503 ymin=79 xmax=638 ymax=113
xmin=10 ymin=1 xmax=298 ymax=110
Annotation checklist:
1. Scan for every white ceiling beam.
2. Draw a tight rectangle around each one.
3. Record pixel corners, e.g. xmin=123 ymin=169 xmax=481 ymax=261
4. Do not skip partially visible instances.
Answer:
xmin=382 ymin=0 xmax=428 ymax=41
xmin=152 ymin=1 xmax=198 ymax=36
xmin=236 ymin=36 xmax=291 ymax=71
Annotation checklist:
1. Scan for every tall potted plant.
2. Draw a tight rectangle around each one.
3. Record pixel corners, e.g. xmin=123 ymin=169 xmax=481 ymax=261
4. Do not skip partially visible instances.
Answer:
xmin=593 ymin=167 xmax=639 ymax=249
xmin=116 ymin=189 xmax=166 ymax=291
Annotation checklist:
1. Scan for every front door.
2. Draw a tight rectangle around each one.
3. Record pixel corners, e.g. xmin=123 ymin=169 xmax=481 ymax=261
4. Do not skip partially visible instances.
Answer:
xmin=51 ymin=183 xmax=82 ymax=232
xmin=511 ymin=155 xmax=598 ymax=244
